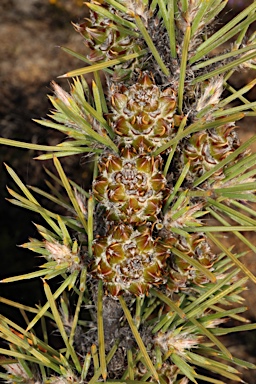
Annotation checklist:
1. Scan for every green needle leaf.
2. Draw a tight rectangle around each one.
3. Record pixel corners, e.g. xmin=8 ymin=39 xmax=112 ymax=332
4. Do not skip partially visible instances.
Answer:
xmin=86 ymin=1 xmax=137 ymax=30
xmin=97 ymin=281 xmax=107 ymax=381
xmin=0 ymin=138 xmax=85 ymax=153
xmin=150 ymin=289 xmax=186 ymax=320
xmin=67 ymin=271 xmax=86 ymax=360
xmin=192 ymin=44 xmax=256 ymax=70
xmin=91 ymin=344 xmax=100 ymax=371
xmin=1 ymin=269 xmax=54 ymax=283
xmin=189 ymin=317 xmax=232 ymax=359
xmin=192 ymin=50 xmax=256 ymax=84
xmin=208 ymin=233 xmax=256 ymax=284
xmin=171 ymin=353 xmax=197 ymax=383
xmin=0 ymin=325 xmax=61 ymax=373
xmin=134 ymin=14 xmax=170 ymax=76
xmin=190 ymin=0 xmax=212 ymax=37
xmin=178 ymin=25 xmax=191 ymax=112
xmin=43 ymin=280 xmax=81 ymax=373
xmin=157 ymin=0 xmax=169 ymax=36
xmin=4 ymin=164 xmax=61 ymax=235
xmin=53 ymin=157 xmax=88 ymax=233
xmin=163 ymin=160 xmax=190 ymax=213
xmin=59 ymin=50 xmax=147 ymax=78
xmin=172 ymin=247 xmax=216 ymax=283
xmin=190 ymin=3 xmax=256 ymax=64
xmin=26 ymin=274 xmax=75 ymax=331
xmin=167 ymin=0 xmax=177 ymax=58
xmin=81 ymin=353 xmax=92 ymax=381
xmin=119 ymin=296 xmax=160 ymax=383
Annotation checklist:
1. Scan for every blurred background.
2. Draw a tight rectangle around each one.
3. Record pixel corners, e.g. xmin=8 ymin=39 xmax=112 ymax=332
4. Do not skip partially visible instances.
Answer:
xmin=0 ymin=1 xmax=255 ymax=382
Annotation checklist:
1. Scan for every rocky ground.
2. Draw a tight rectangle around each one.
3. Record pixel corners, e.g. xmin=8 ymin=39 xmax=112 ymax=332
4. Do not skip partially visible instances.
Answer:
xmin=0 ymin=1 xmax=256 ymax=383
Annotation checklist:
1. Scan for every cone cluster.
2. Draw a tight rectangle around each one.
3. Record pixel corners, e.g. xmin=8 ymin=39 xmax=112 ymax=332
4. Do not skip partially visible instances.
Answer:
xmin=74 ymin=0 xmax=141 ymax=81
xmin=89 ymin=73 xmax=236 ymax=296
xmin=73 ymin=0 xmax=246 ymax=297
xmin=90 ymin=74 xmax=176 ymax=295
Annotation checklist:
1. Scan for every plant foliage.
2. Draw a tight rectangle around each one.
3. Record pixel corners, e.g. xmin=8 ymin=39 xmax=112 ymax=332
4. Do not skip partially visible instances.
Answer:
xmin=0 ymin=1 xmax=256 ymax=383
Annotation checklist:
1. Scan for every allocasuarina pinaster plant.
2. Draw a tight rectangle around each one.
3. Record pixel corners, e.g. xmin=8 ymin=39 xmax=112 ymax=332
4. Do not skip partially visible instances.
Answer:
xmin=1 ymin=1 xmax=256 ymax=383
